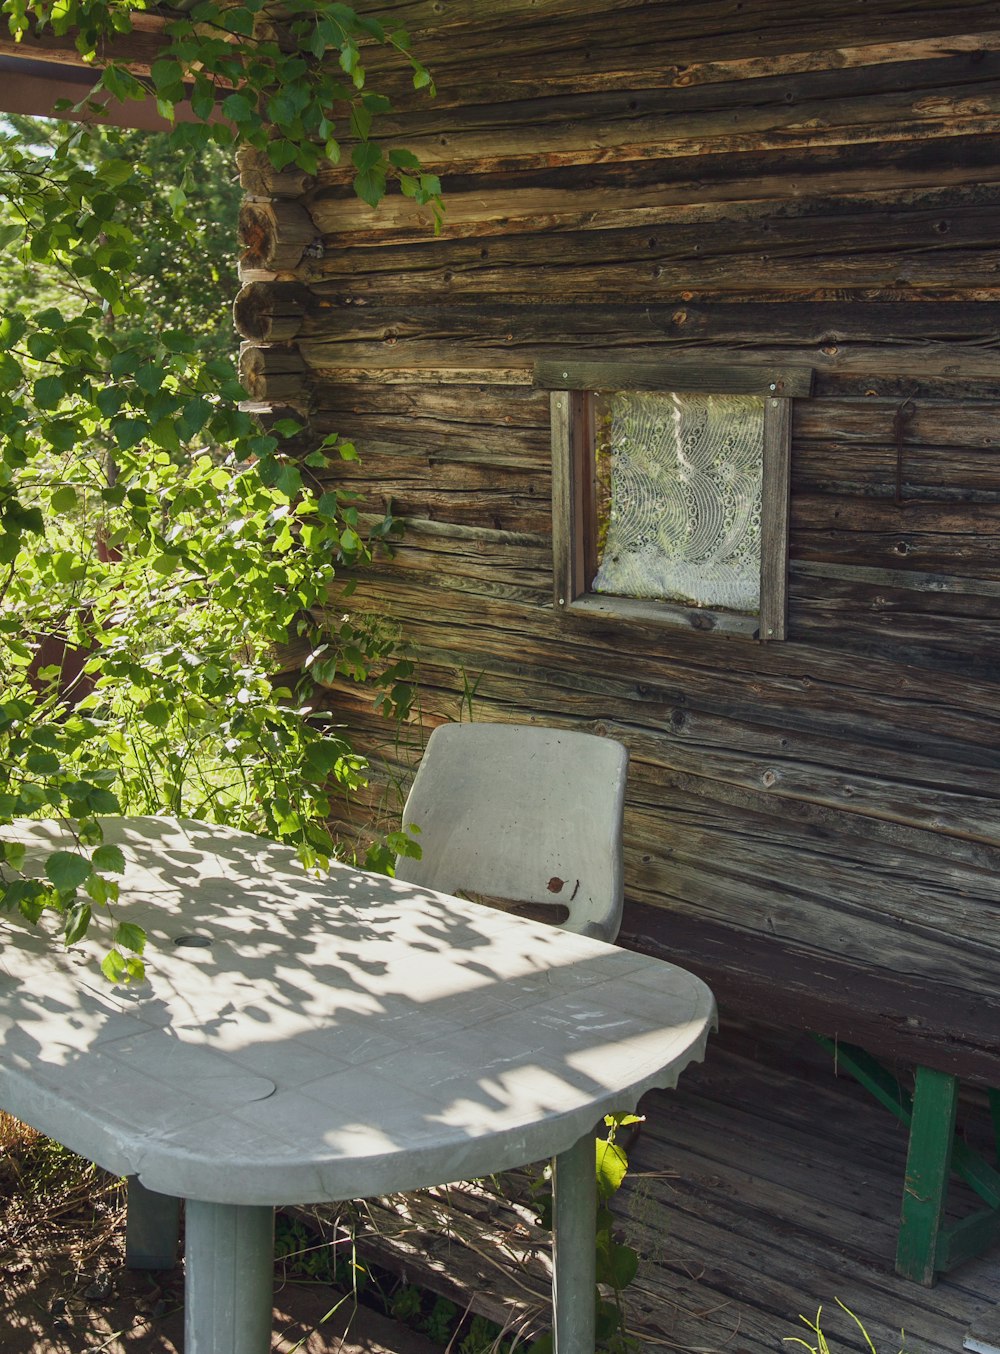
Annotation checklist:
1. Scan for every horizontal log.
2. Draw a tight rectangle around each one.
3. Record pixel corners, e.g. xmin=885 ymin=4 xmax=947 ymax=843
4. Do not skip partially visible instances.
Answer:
xmin=308 ymin=202 xmax=1000 ymax=299
xmin=534 ymin=358 xmax=812 ymax=396
xmin=310 ymin=383 xmax=553 ymax=461
xmin=602 ymin=713 xmax=1000 ymax=846
xmin=320 ymin=662 xmax=1000 ymax=879
xmin=359 ymin=29 xmax=1000 ymax=105
xmin=793 ymin=493 xmax=1000 ymax=535
xmin=791 ymin=560 xmax=1000 ymax=598
xmin=623 ymin=827 xmax=998 ymax=993
xmin=303 ymin=343 xmax=1000 ymax=404
xmin=297 ymin=299 xmax=1000 ymax=347
xmin=311 ymin=137 xmax=1000 ymax=245
xmin=0 ymin=11 xmax=169 ymax=74
xmin=309 ymin=363 xmax=536 ymax=386
xmin=312 ymin=64 xmax=1000 ymax=179
xmin=788 ymin=572 xmax=1000 ymax=676
xmin=619 ymin=904 xmax=1000 ymax=1082
xmin=321 ymin=445 xmax=550 ymax=530
xmin=352 ymin=0 xmax=1000 ymax=83
xmin=346 ymin=572 xmax=1000 ymax=748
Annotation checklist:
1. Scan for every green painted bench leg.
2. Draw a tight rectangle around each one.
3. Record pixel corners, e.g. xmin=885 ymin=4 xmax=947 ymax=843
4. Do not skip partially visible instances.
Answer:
xmin=896 ymin=1066 xmax=958 ymax=1285
xmin=988 ymin=1089 xmax=1000 ymax=1166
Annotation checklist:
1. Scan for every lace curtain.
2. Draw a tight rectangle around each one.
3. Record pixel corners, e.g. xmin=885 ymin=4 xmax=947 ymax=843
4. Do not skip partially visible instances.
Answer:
xmin=592 ymin=390 xmax=764 ymax=613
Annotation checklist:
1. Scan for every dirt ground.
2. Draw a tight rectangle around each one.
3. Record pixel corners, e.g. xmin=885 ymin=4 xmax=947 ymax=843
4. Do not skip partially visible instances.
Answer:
xmin=0 ymin=1116 xmax=440 ymax=1354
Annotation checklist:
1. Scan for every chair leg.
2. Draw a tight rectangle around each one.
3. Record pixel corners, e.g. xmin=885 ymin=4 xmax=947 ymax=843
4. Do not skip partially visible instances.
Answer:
xmin=896 ymin=1066 xmax=958 ymax=1286
xmin=552 ymin=1133 xmax=596 ymax=1354
xmin=125 ymin=1177 xmax=182 ymax=1271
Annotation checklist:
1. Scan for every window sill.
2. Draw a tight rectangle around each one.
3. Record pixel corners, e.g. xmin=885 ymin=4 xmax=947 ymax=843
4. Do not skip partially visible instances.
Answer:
xmin=555 ymin=592 xmax=760 ymax=637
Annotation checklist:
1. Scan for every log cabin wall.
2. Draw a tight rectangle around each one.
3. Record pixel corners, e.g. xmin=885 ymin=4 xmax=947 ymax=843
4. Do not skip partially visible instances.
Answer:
xmin=236 ymin=0 xmax=1000 ymax=1076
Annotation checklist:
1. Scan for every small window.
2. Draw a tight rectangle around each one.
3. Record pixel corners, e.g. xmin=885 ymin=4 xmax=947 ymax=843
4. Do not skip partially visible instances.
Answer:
xmin=537 ymin=361 xmax=812 ymax=641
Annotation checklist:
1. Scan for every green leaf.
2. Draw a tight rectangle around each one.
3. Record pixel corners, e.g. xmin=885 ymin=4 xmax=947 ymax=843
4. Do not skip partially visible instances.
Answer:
xmin=33 ymin=375 xmax=66 ymax=409
xmin=45 ymin=850 xmax=91 ymax=893
xmin=304 ymin=739 xmax=346 ymax=777
xmin=114 ymin=921 xmax=146 ymax=955
xmin=608 ymin=1240 xmax=641 ymax=1289
xmin=222 ymin=92 xmax=253 ymax=122
xmin=63 ymin=901 xmax=92 ymax=946
xmin=595 ymin=1137 xmax=628 ymax=1201
xmin=97 ymin=157 xmax=135 ymax=186
xmin=0 ymin=841 xmax=26 ymax=870
xmin=0 ymin=352 xmax=22 ymax=391
xmin=275 ymin=465 xmax=302 ymax=497
xmin=85 ymin=872 xmax=114 ymax=904
xmin=92 ymin=844 xmax=126 ymax=874
xmin=350 ymin=104 xmax=372 ymax=141
xmin=191 ymin=82 xmax=217 ymax=121
xmin=124 ymin=956 xmax=146 ymax=983
xmin=388 ymin=147 xmax=420 ymax=170
xmin=26 ymin=751 xmax=59 ymax=774
xmin=353 ymin=162 xmax=387 ymax=208
xmin=114 ymin=418 xmax=150 ymax=450
xmin=0 ymin=312 xmax=26 ymax=349
xmin=101 ymin=948 xmax=128 ymax=983
xmin=143 ymin=701 xmax=170 ymax=729
xmin=50 ymin=485 xmax=78 ymax=513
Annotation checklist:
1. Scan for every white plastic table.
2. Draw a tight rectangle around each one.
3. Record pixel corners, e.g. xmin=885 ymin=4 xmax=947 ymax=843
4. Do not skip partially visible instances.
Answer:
xmin=0 ymin=817 xmax=715 ymax=1354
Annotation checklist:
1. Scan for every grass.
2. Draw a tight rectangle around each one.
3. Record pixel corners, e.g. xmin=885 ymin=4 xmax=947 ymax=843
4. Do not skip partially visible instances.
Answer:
xmin=0 ymin=1111 xmax=125 ymax=1265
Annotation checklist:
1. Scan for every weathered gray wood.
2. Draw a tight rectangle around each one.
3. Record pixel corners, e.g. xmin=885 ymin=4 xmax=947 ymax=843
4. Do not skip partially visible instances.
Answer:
xmin=309 ymin=1023 xmax=1000 ymax=1354
xmin=791 ymin=561 xmax=1000 ymax=600
xmin=549 ymin=390 xmax=575 ymax=609
xmin=563 ymin=592 xmax=760 ymax=637
xmin=760 ymin=396 xmax=793 ymax=641
xmin=534 ymin=359 xmax=813 ymax=397
xmin=244 ymin=0 xmax=1000 ymax=1090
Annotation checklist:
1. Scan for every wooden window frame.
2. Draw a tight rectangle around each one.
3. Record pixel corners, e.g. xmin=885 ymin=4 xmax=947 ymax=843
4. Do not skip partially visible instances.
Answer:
xmin=536 ymin=359 xmax=814 ymax=641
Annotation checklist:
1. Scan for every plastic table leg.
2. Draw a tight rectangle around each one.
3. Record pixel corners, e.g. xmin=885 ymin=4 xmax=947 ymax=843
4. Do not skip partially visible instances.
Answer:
xmin=184 ymin=1200 xmax=274 ymax=1354
xmin=552 ymin=1132 xmax=597 ymax=1354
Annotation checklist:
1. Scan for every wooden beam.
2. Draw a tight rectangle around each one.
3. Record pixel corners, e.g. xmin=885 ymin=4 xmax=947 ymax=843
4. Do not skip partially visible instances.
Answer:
xmin=0 ymin=13 xmax=170 ymax=75
xmin=0 ymin=55 xmax=211 ymax=129
xmin=760 ymin=395 xmax=793 ymax=641
xmin=534 ymin=359 xmax=814 ymax=398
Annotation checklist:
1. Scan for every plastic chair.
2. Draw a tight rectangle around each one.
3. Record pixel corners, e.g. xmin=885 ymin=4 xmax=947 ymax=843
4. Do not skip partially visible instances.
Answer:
xmin=394 ymin=723 xmax=629 ymax=942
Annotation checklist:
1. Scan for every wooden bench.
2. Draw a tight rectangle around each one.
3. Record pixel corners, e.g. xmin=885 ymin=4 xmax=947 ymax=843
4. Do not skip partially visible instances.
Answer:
xmin=620 ymin=903 xmax=1000 ymax=1287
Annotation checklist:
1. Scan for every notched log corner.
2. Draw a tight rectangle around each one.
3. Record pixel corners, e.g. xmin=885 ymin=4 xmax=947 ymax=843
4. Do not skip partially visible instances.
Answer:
xmin=238 ymin=200 xmax=318 ymax=273
xmin=238 ymin=341 xmax=310 ymax=410
xmin=234 ymin=280 xmax=310 ymax=343
xmin=236 ymin=146 xmax=318 ymax=200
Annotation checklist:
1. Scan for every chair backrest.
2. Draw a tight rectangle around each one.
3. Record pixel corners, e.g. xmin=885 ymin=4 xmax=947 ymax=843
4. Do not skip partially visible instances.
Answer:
xmin=394 ymin=723 xmax=628 ymax=942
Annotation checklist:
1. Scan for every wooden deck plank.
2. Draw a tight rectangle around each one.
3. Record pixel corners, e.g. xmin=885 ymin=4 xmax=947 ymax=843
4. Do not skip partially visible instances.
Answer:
xmin=328 ymin=1020 xmax=1000 ymax=1352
